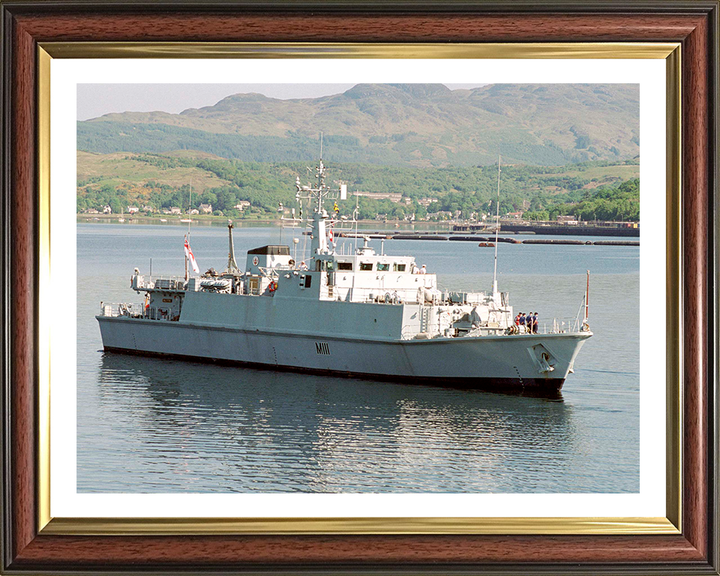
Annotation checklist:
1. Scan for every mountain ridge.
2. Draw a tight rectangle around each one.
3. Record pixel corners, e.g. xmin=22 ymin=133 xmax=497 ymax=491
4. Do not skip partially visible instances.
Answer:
xmin=79 ymin=83 xmax=639 ymax=167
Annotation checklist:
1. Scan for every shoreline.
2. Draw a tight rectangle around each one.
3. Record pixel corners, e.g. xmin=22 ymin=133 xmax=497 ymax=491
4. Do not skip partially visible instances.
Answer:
xmin=76 ymin=216 xmax=639 ymax=245
xmin=76 ymin=214 xmax=456 ymax=229
xmin=77 ymin=215 xmax=640 ymax=240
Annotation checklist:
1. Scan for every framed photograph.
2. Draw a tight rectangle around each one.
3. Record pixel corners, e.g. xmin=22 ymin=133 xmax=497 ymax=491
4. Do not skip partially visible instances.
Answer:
xmin=2 ymin=2 xmax=717 ymax=574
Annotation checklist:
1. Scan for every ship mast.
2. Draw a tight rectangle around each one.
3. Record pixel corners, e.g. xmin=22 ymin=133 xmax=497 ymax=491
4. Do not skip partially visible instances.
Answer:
xmin=492 ymin=154 xmax=501 ymax=296
xmin=585 ymin=270 xmax=590 ymax=321
xmin=185 ymin=184 xmax=192 ymax=281
xmin=295 ymin=134 xmax=341 ymax=259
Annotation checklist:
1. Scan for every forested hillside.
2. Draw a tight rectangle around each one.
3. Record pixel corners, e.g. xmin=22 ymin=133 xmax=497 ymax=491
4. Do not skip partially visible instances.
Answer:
xmin=77 ymin=152 xmax=639 ymax=221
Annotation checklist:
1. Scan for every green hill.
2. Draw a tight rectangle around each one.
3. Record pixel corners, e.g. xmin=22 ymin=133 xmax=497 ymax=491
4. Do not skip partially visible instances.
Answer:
xmin=78 ymin=84 xmax=639 ymax=167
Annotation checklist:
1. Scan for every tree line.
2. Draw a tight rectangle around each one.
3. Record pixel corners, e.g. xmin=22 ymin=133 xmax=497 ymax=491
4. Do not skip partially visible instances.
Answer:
xmin=77 ymin=154 xmax=640 ymax=222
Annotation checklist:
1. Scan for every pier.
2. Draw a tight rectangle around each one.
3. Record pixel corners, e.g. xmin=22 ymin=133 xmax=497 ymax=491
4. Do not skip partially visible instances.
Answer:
xmin=454 ymin=220 xmax=639 ymax=237
xmin=337 ymin=232 xmax=639 ymax=247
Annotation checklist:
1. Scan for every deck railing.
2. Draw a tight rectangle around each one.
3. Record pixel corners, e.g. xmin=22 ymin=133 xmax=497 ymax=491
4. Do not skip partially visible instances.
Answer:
xmin=99 ymin=302 xmax=145 ymax=317
xmin=132 ymin=275 xmax=187 ymax=291
xmin=399 ymin=315 xmax=588 ymax=340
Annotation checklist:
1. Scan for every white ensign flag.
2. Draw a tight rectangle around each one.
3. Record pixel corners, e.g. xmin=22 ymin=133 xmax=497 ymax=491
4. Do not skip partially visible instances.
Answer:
xmin=184 ymin=236 xmax=200 ymax=273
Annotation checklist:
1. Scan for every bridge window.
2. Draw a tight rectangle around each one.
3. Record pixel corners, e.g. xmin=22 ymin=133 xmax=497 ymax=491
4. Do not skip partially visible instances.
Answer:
xmin=377 ymin=263 xmax=390 ymax=271
xmin=360 ymin=263 xmax=373 ymax=271
xmin=393 ymin=263 xmax=407 ymax=272
xmin=337 ymin=262 xmax=353 ymax=271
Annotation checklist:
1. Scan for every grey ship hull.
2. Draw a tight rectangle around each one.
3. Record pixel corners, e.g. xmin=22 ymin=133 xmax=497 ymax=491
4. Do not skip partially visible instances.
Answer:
xmin=97 ymin=316 xmax=589 ymax=395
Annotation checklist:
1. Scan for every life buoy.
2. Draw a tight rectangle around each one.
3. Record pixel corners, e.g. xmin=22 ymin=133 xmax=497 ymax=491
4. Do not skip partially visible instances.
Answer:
xmin=269 ymin=280 xmax=278 ymax=292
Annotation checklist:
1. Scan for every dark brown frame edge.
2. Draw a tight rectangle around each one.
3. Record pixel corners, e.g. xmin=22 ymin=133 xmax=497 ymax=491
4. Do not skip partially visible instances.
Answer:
xmin=0 ymin=1 xmax=717 ymax=574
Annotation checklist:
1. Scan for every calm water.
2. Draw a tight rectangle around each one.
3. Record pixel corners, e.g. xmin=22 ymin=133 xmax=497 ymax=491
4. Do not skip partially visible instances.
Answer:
xmin=77 ymin=223 xmax=639 ymax=493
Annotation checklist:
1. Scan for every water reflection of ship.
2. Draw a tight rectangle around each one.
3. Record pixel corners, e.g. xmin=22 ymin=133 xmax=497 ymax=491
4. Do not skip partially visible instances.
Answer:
xmin=92 ymin=354 xmax=577 ymax=493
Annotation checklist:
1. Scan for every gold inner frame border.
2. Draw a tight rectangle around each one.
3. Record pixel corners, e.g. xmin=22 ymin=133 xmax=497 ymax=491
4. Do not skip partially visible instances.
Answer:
xmin=36 ymin=41 xmax=682 ymax=536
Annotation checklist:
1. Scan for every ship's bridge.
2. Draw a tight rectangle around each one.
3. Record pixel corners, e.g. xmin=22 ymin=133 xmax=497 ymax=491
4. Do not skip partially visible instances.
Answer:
xmin=306 ymin=247 xmax=437 ymax=304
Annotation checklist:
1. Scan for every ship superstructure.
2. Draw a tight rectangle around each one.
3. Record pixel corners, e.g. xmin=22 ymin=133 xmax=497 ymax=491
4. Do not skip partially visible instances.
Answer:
xmin=97 ymin=158 xmax=592 ymax=395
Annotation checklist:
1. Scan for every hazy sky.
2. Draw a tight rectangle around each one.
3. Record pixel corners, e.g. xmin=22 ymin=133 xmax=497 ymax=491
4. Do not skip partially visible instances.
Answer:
xmin=77 ymin=83 xmax=487 ymax=121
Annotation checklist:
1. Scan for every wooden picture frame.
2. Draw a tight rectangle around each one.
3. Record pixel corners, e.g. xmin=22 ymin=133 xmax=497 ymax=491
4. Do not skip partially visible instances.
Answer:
xmin=1 ymin=1 xmax=717 ymax=573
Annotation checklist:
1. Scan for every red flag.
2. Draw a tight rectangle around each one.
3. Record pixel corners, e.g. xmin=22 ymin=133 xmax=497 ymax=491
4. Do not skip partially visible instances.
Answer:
xmin=184 ymin=236 xmax=200 ymax=273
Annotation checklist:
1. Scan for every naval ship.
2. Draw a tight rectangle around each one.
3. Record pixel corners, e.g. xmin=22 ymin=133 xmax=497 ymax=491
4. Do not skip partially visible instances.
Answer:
xmin=97 ymin=159 xmax=592 ymax=395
